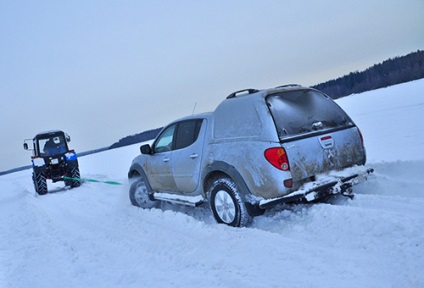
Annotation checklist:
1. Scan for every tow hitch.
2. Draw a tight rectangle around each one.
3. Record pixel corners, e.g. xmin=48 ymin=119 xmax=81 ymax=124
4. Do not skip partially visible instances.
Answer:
xmin=341 ymin=188 xmax=354 ymax=199
xmin=340 ymin=168 xmax=374 ymax=199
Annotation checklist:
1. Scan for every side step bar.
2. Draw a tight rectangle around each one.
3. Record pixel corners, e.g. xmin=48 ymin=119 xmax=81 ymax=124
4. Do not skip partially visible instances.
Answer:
xmin=152 ymin=192 xmax=205 ymax=207
xmin=259 ymin=168 xmax=374 ymax=209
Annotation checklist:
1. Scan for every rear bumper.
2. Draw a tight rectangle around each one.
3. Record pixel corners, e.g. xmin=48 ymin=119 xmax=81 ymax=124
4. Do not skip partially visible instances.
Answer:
xmin=259 ymin=166 xmax=374 ymax=209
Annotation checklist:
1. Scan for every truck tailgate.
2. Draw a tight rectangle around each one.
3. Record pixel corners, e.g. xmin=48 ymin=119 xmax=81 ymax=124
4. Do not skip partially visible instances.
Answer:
xmin=282 ymin=127 xmax=366 ymax=181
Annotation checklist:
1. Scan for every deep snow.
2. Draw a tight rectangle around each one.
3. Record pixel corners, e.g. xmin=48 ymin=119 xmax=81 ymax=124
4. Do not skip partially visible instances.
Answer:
xmin=1 ymin=80 xmax=424 ymax=288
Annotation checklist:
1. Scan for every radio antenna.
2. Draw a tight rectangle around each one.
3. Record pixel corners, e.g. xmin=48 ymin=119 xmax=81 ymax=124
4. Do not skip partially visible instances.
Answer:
xmin=191 ymin=102 xmax=197 ymax=115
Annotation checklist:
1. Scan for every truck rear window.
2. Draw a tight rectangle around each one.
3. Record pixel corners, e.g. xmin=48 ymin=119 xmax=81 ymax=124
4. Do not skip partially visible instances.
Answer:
xmin=266 ymin=89 xmax=353 ymax=139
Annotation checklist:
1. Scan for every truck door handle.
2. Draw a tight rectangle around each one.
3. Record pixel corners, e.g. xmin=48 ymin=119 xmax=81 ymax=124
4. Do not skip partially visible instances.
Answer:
xmin=163 ymin=157 xmax=170 ymax=162
xmin=189 ymin=153 xmax=198 ymax=159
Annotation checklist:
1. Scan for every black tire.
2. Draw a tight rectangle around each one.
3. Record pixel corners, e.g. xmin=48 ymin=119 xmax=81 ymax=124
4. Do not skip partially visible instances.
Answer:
xmin=129 ymin=177 xmax=158 ymax=209
xmin=33 ymin=172 xmax=47 ymax=195
xmin=69 ymin=166 xmax=81 ymax=188
xmin=209 ymin=178 xmax=252 ymax=227
xmin=64 ymin=176 xmax=72 ymax=187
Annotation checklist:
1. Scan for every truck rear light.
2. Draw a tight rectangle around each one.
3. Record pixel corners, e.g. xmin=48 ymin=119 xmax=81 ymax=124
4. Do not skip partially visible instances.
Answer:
xmin=264 ymin=147 xmax=290 ymax=171
xmin=357 ymin=128 xmax=367 ymax=164
xmin=358 ymin=128 xmax=365 ymax=147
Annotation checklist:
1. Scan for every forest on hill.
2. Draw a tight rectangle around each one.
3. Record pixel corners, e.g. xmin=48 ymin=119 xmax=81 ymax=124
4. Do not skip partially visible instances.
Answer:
xmin=312 ymin=50 xmax=424 ymax=99
xmin=109 ymin=128 xmax=162 ymax=150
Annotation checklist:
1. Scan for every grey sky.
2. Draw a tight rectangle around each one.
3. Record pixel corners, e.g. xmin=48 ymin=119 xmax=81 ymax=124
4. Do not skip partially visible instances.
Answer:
xmin=1 ymin=0 xmax=423 ymax=172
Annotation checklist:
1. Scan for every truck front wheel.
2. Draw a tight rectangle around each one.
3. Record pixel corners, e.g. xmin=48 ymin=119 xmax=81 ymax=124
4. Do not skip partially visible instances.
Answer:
xmin=129 ymin=177 xmax=157 ymax=209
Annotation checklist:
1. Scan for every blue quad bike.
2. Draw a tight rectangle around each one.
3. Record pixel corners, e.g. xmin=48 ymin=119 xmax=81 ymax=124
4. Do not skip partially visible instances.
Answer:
xmin=24 ymin=130 xmax=81 ymax=195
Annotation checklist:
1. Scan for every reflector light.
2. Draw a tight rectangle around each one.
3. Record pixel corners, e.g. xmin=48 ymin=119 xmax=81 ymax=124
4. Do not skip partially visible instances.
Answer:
xmin=264 ymin=147 xmax=290 ymax=171
xmin=284 ymin=179 xmax=293 ymax=188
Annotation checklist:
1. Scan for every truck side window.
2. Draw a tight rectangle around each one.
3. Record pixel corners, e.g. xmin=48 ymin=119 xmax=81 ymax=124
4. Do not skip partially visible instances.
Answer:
xmin=153 ymin=124 xmax=176 ymax=153
xmin=174 ymin=119 xmax=203 ymax=150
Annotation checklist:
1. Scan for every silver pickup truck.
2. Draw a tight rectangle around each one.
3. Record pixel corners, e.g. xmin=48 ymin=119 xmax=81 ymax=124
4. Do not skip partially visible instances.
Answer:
xmin=128 ymin=85 xmax=373 ymax=227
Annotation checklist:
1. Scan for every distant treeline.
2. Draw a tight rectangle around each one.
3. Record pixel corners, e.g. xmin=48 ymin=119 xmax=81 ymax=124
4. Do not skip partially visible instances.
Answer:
xmin=109 ymin=127 xmax=162 ymax=149
xmin=312 ymin=50 xmax=424 ymax=99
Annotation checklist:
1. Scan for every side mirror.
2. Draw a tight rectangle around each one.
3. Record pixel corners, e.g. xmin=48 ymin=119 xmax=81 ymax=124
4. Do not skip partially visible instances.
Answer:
xmin=65 ymin=134 xmax=71 ymax=142
xmin=140 ymin=144 xmax=152 ymax=155
xmin=23 ymin=139 xmax=33 ymax=151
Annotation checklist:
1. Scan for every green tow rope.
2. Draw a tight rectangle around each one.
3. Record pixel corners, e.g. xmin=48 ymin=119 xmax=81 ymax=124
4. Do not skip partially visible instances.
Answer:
xmin=62 ymin=176 xmax=122 ymax=185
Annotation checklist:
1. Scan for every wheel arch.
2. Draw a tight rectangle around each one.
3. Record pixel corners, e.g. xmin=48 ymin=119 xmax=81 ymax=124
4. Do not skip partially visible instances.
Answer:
xmin=202 ymin=161 xmax=251 ymax=200
xmin=128 ymin=162 xmax=153 ymax=192
xmin=202 ymin=161 xmax=265 ymax=217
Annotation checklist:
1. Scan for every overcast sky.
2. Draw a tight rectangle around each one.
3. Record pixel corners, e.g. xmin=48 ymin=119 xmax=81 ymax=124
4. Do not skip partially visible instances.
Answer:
xmin=1 ymin=0 xmax=423 ymax=172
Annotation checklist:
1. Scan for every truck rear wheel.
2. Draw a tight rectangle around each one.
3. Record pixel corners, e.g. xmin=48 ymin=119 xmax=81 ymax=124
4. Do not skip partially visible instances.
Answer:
xmin=209 ymin=178 xmax=251 ymax=227
xmin=33 ymin=172 xmax=47 ymax=195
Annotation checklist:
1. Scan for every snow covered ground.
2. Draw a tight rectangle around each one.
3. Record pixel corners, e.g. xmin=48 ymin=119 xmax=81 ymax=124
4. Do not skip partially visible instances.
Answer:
xmin=1 ymin=80 xmax=424 ymax=288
